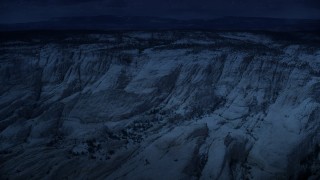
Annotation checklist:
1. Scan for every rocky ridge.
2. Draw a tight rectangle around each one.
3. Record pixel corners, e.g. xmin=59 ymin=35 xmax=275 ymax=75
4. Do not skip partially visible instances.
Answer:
xmin=0 ymin=31 xmax=320 ymax=179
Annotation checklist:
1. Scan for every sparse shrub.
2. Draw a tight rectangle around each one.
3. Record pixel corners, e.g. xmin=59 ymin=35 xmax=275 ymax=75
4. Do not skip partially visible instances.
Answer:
xmin=118 ymin=53 xmax=133 ymax=64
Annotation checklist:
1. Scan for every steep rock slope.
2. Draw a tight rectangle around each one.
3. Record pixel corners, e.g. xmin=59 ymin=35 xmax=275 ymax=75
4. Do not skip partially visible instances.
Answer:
xmin=0 ymin=31 xmax=320 ymax=179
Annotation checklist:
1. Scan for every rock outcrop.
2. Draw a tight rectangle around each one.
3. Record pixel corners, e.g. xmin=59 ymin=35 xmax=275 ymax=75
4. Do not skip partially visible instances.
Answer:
xmin=0 ymin=31 xmax=319 ymax=179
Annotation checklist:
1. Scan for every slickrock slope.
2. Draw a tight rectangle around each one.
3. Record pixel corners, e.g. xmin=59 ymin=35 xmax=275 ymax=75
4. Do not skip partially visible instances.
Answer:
xmin=0 ymin=31 xmax=320 ymax=179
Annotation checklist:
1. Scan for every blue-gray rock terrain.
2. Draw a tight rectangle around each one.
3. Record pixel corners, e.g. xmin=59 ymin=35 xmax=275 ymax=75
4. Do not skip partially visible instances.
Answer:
xmin=0 ymin=31 xmax=319 ymax=179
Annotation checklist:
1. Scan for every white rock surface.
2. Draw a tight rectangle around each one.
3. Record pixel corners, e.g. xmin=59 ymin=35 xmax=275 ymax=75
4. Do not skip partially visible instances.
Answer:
xmin=0 ymin=31 xmax=319 ymax=179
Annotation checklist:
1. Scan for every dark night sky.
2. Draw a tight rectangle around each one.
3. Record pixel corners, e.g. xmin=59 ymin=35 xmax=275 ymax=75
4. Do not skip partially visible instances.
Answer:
xmin=1 ymin=0 xmax=320 ymax=23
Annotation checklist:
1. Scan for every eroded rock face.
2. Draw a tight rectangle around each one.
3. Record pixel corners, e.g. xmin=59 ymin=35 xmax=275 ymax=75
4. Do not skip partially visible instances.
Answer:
xmin=0 ymin=31 xmax=320 ymax=179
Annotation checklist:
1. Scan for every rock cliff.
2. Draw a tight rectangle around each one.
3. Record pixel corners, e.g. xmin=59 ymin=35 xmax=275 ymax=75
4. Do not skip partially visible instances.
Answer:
xmin=0 ymin=31 xmax=319 ymax=179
